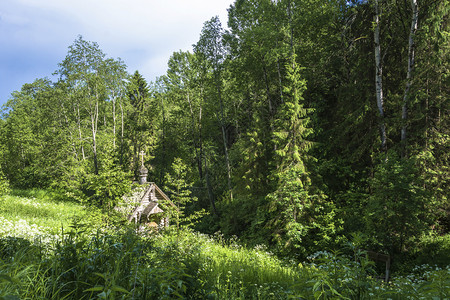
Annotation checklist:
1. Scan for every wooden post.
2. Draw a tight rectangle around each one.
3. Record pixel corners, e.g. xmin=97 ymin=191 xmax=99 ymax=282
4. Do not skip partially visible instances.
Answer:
xmin=367 ymin=250 xmax=391 ymax=281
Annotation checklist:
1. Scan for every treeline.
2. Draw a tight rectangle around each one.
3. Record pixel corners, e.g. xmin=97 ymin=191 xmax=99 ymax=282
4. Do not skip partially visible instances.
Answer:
xmin=1 ymin=0 xmax=449 ymax=261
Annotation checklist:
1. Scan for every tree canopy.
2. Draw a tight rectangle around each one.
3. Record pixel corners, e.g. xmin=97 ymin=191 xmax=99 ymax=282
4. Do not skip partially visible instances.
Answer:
xmin=1 ymin=0 xmax=448 ymax=263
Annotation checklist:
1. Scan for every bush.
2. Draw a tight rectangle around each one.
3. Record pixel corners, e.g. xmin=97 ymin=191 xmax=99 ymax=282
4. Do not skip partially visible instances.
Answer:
xmin=413 ymin=234 xmax=450 ymax=267
xmin=0 ymin=170 xmax=10 ymax=196
xmin=83 ymin=165 xmax=131 ymax=210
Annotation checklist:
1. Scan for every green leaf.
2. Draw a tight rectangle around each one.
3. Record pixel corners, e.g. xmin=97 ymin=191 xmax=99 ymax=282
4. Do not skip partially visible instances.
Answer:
xmin=0 ymin=295 xmax=21 ymax=300
xmin=93 ymin=272 xmax=106 ymax=280
xmin=314 ymin=290 xmax=323 ymax=299
xmin=313 ymin=280 xmax=322 ymax=291
xmin=84 ymin=286 xmax=104 ymax=292
xmin=0 ymin=274 xmax=14 ymax=283
xmin=111 ymin=285 xmax=130 ymax=294
xmin=0 ymin=275 xmax=20 ymax=285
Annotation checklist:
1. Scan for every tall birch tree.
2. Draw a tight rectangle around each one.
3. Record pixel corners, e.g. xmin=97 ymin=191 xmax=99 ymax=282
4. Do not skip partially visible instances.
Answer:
xmin=374 ymin=0 xmax=387 ymax=152
xmin=56 ymin=36 xmax=128 ymax=175
xmin=401 ymin=0 xmax=419 ymax=156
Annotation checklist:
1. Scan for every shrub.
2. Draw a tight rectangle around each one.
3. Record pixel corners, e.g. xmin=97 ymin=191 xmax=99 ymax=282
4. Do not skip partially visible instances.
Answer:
xmin=0 ymin=170 xmax=10 ymax=196
xmin=413 ymin=234 xmax=450 ymax=267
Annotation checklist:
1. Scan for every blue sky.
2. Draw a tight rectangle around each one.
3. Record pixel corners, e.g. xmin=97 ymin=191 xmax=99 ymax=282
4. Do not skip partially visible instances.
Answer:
xmin=0 ymin=0 xmax=233 ymax=107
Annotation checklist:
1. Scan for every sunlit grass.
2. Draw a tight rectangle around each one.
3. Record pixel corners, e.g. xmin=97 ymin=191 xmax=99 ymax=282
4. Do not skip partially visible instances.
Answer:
xmin=1 ymin=190 xmax=449 ymax=299
xmin=0 ymin=189 xmax=93 ymax=239
xmin=192 ymin=235 xmax=300 ymax=286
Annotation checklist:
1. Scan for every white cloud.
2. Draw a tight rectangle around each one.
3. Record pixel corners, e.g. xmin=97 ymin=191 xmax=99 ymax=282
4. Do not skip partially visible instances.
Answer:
xmin=0 ymin=0 xmax=234 ymax=104
xmin=9 ymin=0 xmax=232 ymax=63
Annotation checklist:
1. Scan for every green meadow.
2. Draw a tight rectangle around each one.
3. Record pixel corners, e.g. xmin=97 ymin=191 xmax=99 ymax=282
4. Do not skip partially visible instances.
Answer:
xmin=1 ymin=190 xmax=449 ymax=299
xmin=0 ymin=190 xmax=99 ymax=240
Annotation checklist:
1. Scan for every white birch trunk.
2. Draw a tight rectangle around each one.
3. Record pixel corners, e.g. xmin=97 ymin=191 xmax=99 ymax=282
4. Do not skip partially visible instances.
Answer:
xmin=93 ymin=99 xmax=99 ymax=174
xmin=89 ymin=89 xmax=99 ymax=175
xmin=76 ymin=103 xmax=86 ymax=160
xmin=120 ymin=102 xmax=124 ymax=146
xmin=374 ymin=0 xmax=387 ymax=151
xmin=112 ymin=92 xmax=117 ymax=149
xmin=401 ymin=0 xmax=419 ymax=146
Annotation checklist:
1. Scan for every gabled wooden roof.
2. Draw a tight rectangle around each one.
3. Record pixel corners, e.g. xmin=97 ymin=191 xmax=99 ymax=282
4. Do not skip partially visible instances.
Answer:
xmin=127 ymin=182 xmax=176 ymax=223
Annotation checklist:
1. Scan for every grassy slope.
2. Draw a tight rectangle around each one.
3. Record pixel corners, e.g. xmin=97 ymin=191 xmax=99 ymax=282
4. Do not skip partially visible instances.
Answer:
xmin=0 ymin=190 xmax=449 ymax=299
xmin=0 ymin=189 xmax=97 ymax=240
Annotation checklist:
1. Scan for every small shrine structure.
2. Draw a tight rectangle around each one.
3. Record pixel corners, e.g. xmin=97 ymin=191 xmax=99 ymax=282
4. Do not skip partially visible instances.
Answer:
xmin=122 ymin=151 xmax=176 ymax=229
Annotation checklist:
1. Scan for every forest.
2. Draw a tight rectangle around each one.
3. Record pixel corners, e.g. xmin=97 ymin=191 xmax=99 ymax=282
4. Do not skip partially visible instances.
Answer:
xmin=0 ymin=0 xmax=449 ymax=298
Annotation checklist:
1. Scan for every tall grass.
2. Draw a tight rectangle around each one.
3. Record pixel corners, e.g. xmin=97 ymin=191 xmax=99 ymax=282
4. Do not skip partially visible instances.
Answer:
xmin=0 ymin=227 xmax=449 ymax=299
xmin=0 ymin=189 xmax=101 ymax=241
xmin=0 ymin=190 xmax=449 ymax=299
xmin=152 ymin=230 xmax=305 ymax=298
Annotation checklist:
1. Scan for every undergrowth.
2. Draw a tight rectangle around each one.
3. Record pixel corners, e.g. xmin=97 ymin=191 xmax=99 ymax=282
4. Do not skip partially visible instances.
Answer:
xmin=0 ymin=226 xmax=449 ymax=299
xmin=0 ymin=190 xmax=449 ymax=299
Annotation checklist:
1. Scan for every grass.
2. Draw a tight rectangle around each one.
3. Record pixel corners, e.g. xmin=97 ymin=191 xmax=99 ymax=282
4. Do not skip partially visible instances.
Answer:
xmin=153 ymin=230 xmax=305 ymax=298
xmin=1 ymin=226 xmax=449 ymax=299
xmin=0 ymin=189 xmax=449 ymax=299
xmin=0 ymin=189 xmax=101 ymax=242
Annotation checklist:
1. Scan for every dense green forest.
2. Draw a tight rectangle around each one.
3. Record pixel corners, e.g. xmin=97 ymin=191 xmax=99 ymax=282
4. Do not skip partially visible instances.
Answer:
xmin=1 ymin=0 xmax=449 ymax=273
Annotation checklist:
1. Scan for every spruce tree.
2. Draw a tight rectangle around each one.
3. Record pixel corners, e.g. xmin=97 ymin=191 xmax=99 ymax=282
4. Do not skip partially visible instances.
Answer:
xmin=122 ymin=71 xmax=155 ymax=179
xmin=267 ymin=55 xmax=333 ymax=255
